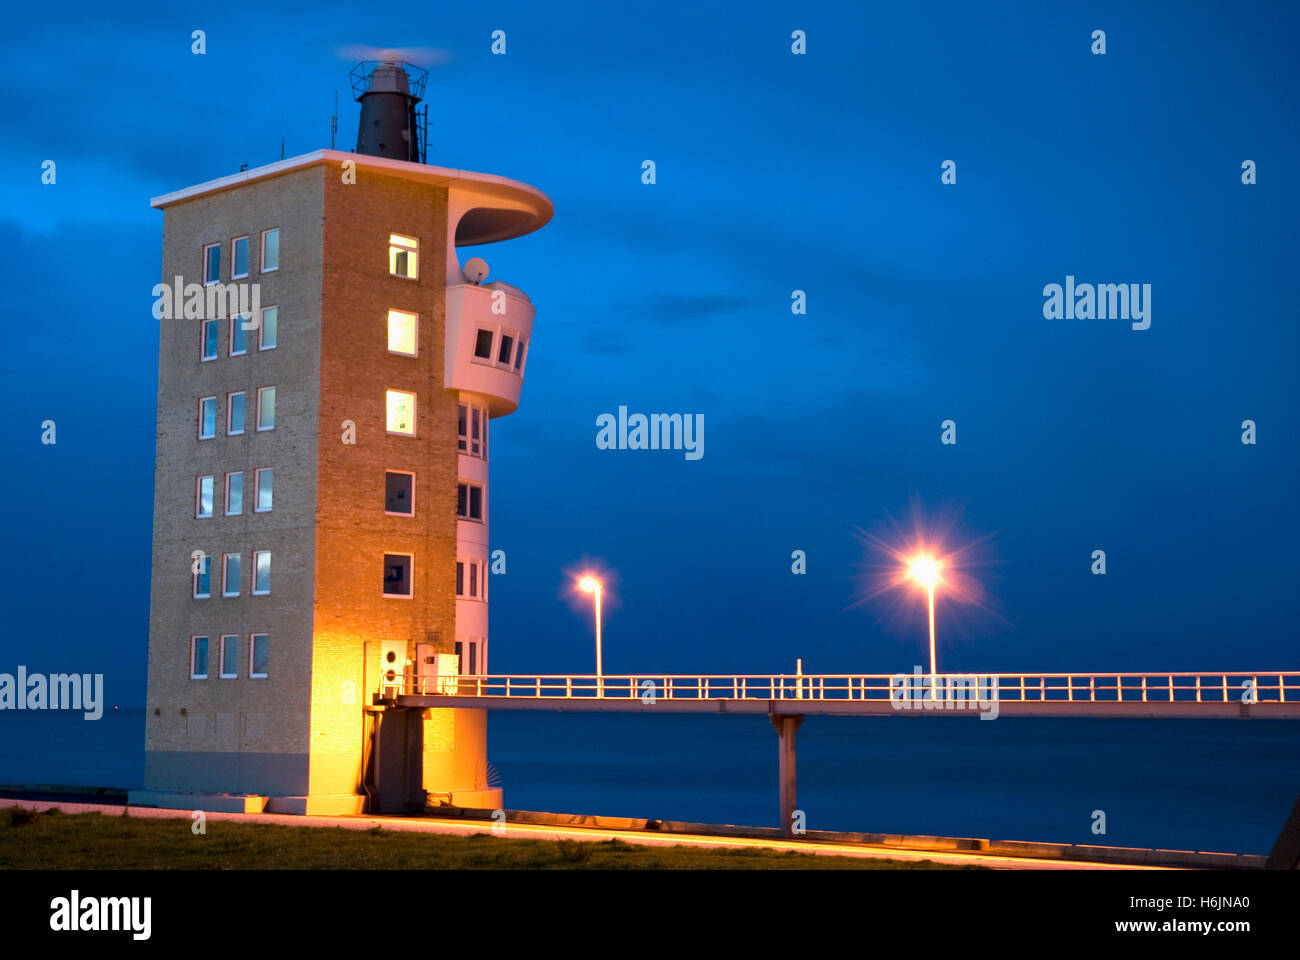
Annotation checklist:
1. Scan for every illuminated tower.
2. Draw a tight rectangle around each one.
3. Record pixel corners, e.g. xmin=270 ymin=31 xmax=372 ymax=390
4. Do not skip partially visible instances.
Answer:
xmin=131 ymin=62 xmax=550 ymax=814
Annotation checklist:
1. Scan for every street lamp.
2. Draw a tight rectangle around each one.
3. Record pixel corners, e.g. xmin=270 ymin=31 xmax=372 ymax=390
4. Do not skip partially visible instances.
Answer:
xmin=579 ymin=575 xmax=603 ymax=696
xmin=908 ymin=555 xmax=941 ymax=699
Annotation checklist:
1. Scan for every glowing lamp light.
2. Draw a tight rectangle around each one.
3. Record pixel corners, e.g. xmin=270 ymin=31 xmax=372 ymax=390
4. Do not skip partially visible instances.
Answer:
xmin=908 ymin=556 xmax=940 ymax=589
xmin=579 ymin=576 xmax=601 ymax=593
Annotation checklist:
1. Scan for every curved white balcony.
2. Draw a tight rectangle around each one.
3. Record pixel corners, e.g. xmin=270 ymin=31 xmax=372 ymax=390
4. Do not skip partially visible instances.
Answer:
xmin=445 ymin=281 xmax=534 ymax=416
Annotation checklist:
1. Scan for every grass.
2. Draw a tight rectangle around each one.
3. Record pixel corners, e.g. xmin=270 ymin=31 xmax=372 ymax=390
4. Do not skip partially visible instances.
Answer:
xmin=0 ymin=807 xmax=980 ymax=870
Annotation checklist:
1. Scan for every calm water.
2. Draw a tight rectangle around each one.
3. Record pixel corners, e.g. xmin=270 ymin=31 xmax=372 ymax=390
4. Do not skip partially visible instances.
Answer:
xmin=1 ymin=708 xmax=1296 ymax=855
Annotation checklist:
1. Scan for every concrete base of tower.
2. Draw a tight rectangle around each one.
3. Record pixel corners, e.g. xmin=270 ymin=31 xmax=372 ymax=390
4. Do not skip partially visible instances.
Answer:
xmin=264 ymin=794 xmax=367 ymax=816
xmin=127 ymin=789 xmax=367 ymax=816
xmin=426 ymin=788 xmax=503 ymax=810
xmin=422 ymin=707 xmax=497 ymax=807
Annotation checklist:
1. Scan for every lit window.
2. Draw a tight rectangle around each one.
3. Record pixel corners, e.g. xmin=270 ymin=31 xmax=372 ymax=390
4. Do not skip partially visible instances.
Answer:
xmin=222 ymin=553 xmax=241 ymax=597
xmin=383 ymin=554 xmax=413 ymax=598
xmin=201 ymin=319 xmax=219 ymax=361
xmin=250 ymin=634 xmax=269 ymax=678
xmin=254 ymin=468 xmax=273 ymax=512
xmin=227 ymin=391 xmax=246 ymax=435
xmin=232 ymin=236 xmax=249 ymax=279
xmin=220 ymin=635 xmax=239 ymax=678
xmin=389 ymin=234 xmax=418 ymax=279
xmin=191 ymin=636 xmax=209 ymax=679
xmin=196 ymin=476 xmax=214 ymax=518
xmin=514 ymin=339 xmax=526 ymax=372
xmin=385 ymin=471 xmax=414 ymax=515
xmin=474 ymin=329 xmax=494 ymax=359
xmin=386 ymin=389 xmax=415 ymax=435
xmin=193 ymin=555 xmax=211 ymax=598
xmin=198 ymin=396 xmax=217 ymax=439
xmin=457 ymin=481 xmax=483 ymax=521
xmin=203 ymin=244 xmax=221 ymax=285
xmin=230 ymin=314 xmax=249 ymax=356
xmin=261 ymin=228 xmax=279 ymax=272
xmin=259 ymin=306 xmax=278 ymax=350
xmin=256 ymin=386 xmax=275 ymax=431
xmin=225 ymin=471 xmax=243 ymax=516
xmin=388 ymin=309 xmax=417 ymax=356
xmin=458 ymin=402 xmax=488 ymax=458
xmin=498 ymin=333 xmax=514 ymax=365
xmin=252 ymin=550 xmax=271 ymax=595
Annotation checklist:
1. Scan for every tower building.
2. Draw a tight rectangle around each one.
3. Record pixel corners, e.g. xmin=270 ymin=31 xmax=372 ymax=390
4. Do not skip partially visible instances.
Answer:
xmin=130 ymin=62 xmax=551 ymax=814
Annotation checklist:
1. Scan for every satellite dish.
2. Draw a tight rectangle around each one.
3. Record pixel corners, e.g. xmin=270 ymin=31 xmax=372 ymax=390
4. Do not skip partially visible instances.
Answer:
xmin=464 ymin=257 xmax=489 ymax=283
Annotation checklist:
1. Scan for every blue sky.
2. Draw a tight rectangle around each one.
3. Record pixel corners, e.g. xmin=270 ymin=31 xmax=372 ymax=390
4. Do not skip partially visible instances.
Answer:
xmin=0 ymin=0 xmax=1296 ymax=703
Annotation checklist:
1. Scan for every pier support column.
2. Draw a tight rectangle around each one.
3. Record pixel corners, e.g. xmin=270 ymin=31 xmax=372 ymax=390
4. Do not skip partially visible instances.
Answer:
xmin=770 ymin=714 xmax=804 ymax=838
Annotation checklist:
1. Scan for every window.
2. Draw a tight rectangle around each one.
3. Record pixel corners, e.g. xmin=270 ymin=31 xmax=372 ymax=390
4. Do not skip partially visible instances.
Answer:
xmin=249 ymin=634 xmax=269 ymax=678
xmin=252 ymin=550 xmax=271 ymax=595
xmin=389 ymin=234 xmax=419 ymax=279
xmin=220 ymin=635 xmax=239 ymax=678
xmin=222 ymin=553 xmax=241 ymax=597
xmin=191 ymin=636 xmax=209 ymax=679
xmin=259 ymin=306 xmax=278 ymax=350
xmin=455 ymin=558 xmax=490 ymax=602
xmin=198 ymin=396 xmax=217 ymax=439
xmin=254 ymin=468 xmax=273 ymax=512
xmin=455 ymin=639 xmax=481 ymax=676
xmin=225 ymin=471 xmax=243 ymax=516
xmin=514 ymin=339 xmax=526 ymax=372
xmin=383 ymin=553 xmax=413 ymax=598
xmin=388 ymin=309 xmax=417 ymax=356
xmin=196 ymin=476 xmax=214 ymax=518
xmin=232 ymin=236 xmax=249 ymax=280
xmin=458 ymin=402 xmax=488 ymax=458
xmin=456 ymin=561 xmax=463 ymax=596
xmin=203 ymin=244 xmax=221 ymax=285
xmin=201 ymin=319 xmax=219 ymax=361
xmin=385 ymin=471 xmax=414 ymax=515
xmin=256 ymin=386 xmax=275 ymax=431
xmin=230 ymin=314 xmax=249 ymax=356
xmin=498 ymin=333 xmax=514 ymax=365
xmin=227 ymin=391 xmax=246 ymax=435
xmin=457 ymin=481 xmax=483 ymax=521
xmin=473 ymin=329 xmax=494 ymax=359
xmin=192 ymin=555 xmax=211 ymax=599
xmin=386 ymin=389 xmax=415 ymax=435
xmin=261 ymin=228 xmax=279 ymax=272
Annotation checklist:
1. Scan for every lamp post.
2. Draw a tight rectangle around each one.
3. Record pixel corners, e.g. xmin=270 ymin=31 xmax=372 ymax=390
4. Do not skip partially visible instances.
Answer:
xmin=579 ymin=576 xmax=603 ymax=696
xmin=908 ymin=556 xmax=940 ymax=699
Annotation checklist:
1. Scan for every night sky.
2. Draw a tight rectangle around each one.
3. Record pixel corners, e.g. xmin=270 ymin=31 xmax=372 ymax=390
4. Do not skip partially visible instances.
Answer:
xmin=1 ymin=1 xmax=1296 ymax=704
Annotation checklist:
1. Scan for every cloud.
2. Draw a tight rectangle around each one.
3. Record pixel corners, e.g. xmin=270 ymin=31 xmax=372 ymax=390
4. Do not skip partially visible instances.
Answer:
xmin=644 ymin=294 xmax=748 ymax=325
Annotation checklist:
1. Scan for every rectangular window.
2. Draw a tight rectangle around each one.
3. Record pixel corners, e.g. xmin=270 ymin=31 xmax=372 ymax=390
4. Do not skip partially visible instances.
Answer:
xmin=230 ymin=314 xmax=249 ymax=356
xmin=458 ymin=402 xmax=487 ymax=458
xmin=203 ymin=243 xmax=220 ymax=285
xmin=250 ymin=634 xmax=269 ymax=678
xmin=457 ymin=482 xmax=483 ymax=521
xmin=227 ymin=391 xmax=246 ymax=435
xmin=254 ymin=468 xmax=273 ymax=512
xmin=514 ymin=339 xmax=526 ymax=372
xmin=256 ymin=386 xmax=275 ymax=431
xmin=191 ymin=636 xmax=209 ymax=679
xmin=386 ymin=389 xmax=415 ymax=435
xmin=383 ymin=553 xmax=413 ymax=598
xmin=469 ymin=561 xmax=478 ymax=598
xmin=222 ymin=552 xmax=241 ymax=597
xmin=387 ymin=309 xmax=417 ymax=356
xmin=259 ymin=306 xmax=278 ymax=350
xmin=252 ymin=550 xmax=271 ymax=595
xmin=225 ymin=471 xmax=243 ymax=516
xmin=196 ymin=475 xmax=214 ymax=518
xmin=456 ymin=561 xmax=464 ymax=596
xmin=198 ymin=396 xmax=217 ymax=439
xmin=261 ymin=228 xmax=279 ymax=272
xmin=498 ymin=333 xmax=514 ymax=365
xmin=192 ymin=555 xmax=211 ymax=598
xmin=473 ymin=329 xmax=494 ymax=359
xmin=220 ymin=635 xmax=239 ymax=678
xmin=389 ymin=234 xmax=419 ymax=279
xmin=457 ymin=405 xmax=467 ymax=452
xmin=232 ymin=236 xmax=249 ymax=279
xmin=201 ymin=319 xmax=219 ymax=361
xmin=385 ymin=471 xmax=414 ymax=515
xmin=471 ymin=408 xmax=481 ymax=457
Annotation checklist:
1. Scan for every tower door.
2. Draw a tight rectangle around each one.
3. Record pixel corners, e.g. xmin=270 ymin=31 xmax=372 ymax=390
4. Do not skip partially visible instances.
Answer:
xmin=415 ymin=643 xmax=436 ymax=694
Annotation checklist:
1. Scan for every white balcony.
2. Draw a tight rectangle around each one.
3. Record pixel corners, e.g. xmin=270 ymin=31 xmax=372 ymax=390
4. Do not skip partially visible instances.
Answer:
xmin=445 ymin=281 xmax=534 ymax=416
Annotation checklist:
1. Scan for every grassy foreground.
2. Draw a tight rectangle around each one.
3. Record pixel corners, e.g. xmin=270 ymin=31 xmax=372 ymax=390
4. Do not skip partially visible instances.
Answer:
xmin=0 ymin=807 xmax=978 ymax=870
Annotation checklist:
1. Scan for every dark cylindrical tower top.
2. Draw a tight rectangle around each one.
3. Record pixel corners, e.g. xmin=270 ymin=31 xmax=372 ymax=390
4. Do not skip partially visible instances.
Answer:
xmin=351 ymin=61 xmax=427 ymax=163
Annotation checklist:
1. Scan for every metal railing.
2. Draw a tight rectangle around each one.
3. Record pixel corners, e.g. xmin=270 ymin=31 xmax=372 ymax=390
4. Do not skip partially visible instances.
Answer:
xmin=384 ymin=672 xmax=1300 ymax=704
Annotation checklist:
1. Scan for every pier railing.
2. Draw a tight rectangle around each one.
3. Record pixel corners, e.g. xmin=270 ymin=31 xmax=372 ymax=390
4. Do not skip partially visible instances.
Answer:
xmin=388 ymin=671 xmax=1300 ymax=704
